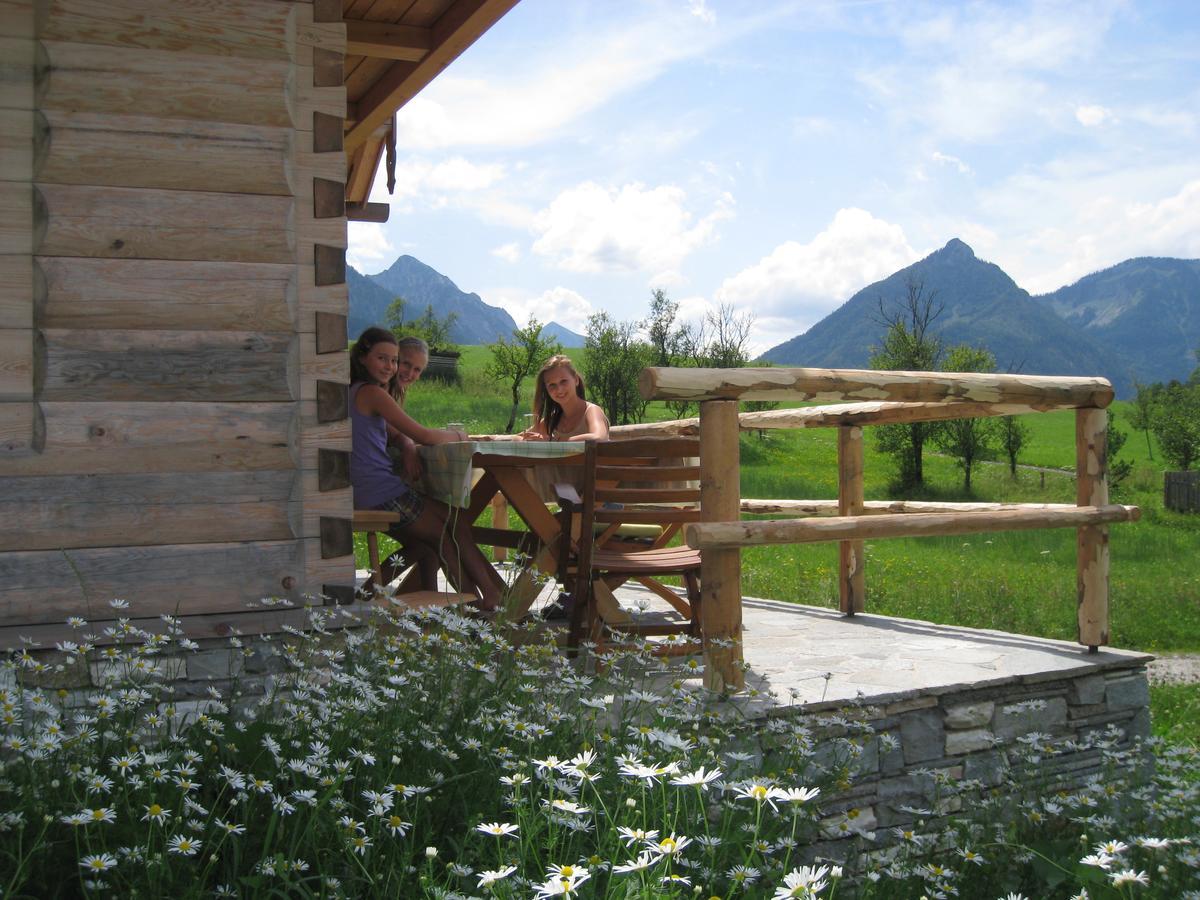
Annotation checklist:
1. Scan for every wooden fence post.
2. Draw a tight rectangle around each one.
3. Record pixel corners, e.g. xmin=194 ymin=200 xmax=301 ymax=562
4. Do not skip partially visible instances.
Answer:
xmin=838 ymin=425 xmax=866 ymax=614
xmin=699 ymin=399 xmax=744 ymax=691
xmin=1076 ymin=407 xmax=1109 ymax=651
xmin=490 ymin=492 xmax=508 ymax=563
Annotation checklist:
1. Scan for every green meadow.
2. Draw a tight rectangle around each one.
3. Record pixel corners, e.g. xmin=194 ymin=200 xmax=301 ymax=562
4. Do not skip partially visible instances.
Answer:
xmin=398 ymin=348 xmax=1200 ymax=741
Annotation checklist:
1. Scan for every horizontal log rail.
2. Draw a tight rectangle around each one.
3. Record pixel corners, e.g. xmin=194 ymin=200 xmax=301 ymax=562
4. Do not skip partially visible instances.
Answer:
xmin=687 ymin=504 xmax=1140 ymax=549
xmin=638 ymin=366 xmax=1115 ymax=409
xmin=629 ymin=367 xmax=1137 ymax=692
xmin=739 ymin=499 xmax=1080 ymax=515
xmin=612 ymin=400 xmax=1077 ymax=438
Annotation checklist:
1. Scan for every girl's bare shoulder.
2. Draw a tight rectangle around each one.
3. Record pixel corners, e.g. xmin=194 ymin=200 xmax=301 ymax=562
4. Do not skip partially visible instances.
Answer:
xmin=354 ymin=382 xmax=393 ymax=412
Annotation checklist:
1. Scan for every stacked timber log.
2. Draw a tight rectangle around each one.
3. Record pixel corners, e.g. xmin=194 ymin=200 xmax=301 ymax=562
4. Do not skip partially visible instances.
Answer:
xmin=0 ymin=0 xmax=353 ymax=644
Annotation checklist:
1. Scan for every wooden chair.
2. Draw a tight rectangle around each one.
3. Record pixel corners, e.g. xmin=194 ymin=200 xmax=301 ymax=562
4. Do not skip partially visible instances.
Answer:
xmin=554 ymin=437 xmax=704 ymax=649
xmin=351 ymin=511 xmax=473 ymax=608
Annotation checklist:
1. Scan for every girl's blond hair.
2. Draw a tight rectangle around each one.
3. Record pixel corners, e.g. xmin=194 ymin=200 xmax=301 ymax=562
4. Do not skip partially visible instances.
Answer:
xmin=532 ymin=354 xmax=586 ymax=436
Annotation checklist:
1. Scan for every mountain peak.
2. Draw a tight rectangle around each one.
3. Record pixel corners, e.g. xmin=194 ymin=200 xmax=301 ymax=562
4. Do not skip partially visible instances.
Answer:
xmin=939 ymin=238 xmax=975 ymax=259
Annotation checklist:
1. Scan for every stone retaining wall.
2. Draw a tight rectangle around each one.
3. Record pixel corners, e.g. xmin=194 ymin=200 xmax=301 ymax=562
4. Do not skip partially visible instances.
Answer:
xmin=4 ymin=623 xmax=1152 ymax=863
xmin=788 ymin=662 xmax=1151 ymax=855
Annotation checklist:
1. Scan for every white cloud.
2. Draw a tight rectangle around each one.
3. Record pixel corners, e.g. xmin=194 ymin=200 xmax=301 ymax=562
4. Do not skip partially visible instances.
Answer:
xmin=393 ymin=9 xmax=727 ymax=151
xmin=859 ymin=3 xmax=1123 ymax=143
xmin=492 ymin=242 xmax=521 ymax=263
xmin=715 ymin=208 xmax=919 ymax=344
xmin=531 ymin=181 xmax=733 ymax=275
xmin=347 ymin=223 xmax=396 ymax=273
xmin=383 ymin=157 xmax=506 ymax=202
xmin=1019 ymin=178 xmax=1200 ymax=292
xmin=688 ymin=0 xmax=716 ymax=26
xmin=932 ymin=150 xmax=972 ymax=174
xmin=366 ymin=155 xmax=533 ymax=229
xmin=1075 ymin=104 xmax=1115 ymax=127
xmin=489 ymin=286 xmax=596 ymax=334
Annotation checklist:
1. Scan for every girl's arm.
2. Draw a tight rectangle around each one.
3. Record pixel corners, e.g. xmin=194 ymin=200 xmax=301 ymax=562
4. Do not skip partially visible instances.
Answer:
xmin=516 ymin=421 xmax=551 ymax=442
xmin=355 ymin=384 xmax=465 ymax=445
xmin=388 ymin=428 xmax=423 ymax=480
xmin=564 ymin=404 xmax=610 ymax=442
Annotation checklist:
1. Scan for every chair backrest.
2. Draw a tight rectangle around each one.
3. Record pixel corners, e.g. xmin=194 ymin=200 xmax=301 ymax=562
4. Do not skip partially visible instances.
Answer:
xmin=578 ymin=436 xmax=703 ymax=543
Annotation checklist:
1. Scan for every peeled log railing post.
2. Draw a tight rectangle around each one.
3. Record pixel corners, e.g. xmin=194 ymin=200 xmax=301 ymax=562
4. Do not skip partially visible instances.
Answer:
xmin=699 ymin=399 xmax=744 ymax=691
xmin=838 ymin=425 xmax=865 ymax=614
xmin=1076 ymin=408 xmax=1109 ymax=651
xmin=491 ymin=492 xmax=508 ymax=563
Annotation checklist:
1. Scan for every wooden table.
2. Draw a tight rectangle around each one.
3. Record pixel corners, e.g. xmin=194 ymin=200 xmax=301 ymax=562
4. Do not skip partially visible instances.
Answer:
xmin=417 ymin=441 xmax=589 ymax=619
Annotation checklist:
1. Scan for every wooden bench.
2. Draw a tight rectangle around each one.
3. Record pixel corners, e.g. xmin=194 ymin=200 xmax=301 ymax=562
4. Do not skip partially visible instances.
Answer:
xmin=351 ymin=511 xmax=474 ymax=608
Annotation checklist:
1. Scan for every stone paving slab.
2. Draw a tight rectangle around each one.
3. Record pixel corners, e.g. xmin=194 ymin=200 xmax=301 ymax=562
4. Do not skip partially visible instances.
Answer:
xmin=578 ymin=580 xmax=1153 ymax=716
xmin=730 ymin=595 xmax=1152 ymax=712
xmin=368 ymin=567 xmax=1153 ymax=714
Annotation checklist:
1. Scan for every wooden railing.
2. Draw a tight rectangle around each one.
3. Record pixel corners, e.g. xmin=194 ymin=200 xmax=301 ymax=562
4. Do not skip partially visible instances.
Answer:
xmin=623 ymin=366 xmax=1141 ymax=692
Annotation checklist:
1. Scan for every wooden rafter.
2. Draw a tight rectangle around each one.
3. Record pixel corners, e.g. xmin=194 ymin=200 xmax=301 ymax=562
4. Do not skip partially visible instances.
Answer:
xmin=345 ymin=21 xmax=432 ymax=61
xmin=344 ymin=0 xmax=520 ymax=153
xmin=345 ymin=128 xmax=388 ymax=204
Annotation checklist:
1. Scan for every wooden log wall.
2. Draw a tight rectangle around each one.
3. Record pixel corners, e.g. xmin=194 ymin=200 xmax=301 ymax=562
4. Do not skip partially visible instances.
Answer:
xmin=0 ymin=1 xmax=37 ymax=457
xmin=0 ymin=0 xmax=354 ymax=639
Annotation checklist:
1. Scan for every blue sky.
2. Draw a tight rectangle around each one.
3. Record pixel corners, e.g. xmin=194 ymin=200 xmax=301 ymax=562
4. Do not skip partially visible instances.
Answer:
xmin=347 ymin=0 xmax=1200 ymax=353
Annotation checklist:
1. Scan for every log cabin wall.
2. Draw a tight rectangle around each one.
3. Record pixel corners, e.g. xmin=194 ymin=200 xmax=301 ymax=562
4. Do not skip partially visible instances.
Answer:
xmin=0 ymin=0 xmax=354 ymax=643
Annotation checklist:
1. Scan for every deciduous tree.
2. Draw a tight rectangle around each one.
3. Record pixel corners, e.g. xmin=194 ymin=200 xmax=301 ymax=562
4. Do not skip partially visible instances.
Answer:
xmin=999 ymin=416 xmax=1030 ymax=479
xmin=870 ymin=277 xmax=945 ymax=488
xmin=484 ymin=317 xmax=562 ymax=434
xmin=933 ymin=346 xmax=998 ymax=491
xmin=584 ymin=312 xmax=652 ymax=425
xmin=1152 ymin=380 xmax=1200 ymax=470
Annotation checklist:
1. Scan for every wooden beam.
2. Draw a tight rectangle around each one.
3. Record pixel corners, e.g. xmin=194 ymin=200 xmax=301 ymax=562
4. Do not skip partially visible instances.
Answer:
xmin=0 ymin=540 xmax=310 ymax=628
xmin=345 ymin=21 xmax=432 ymax=61
xmin=739 ymin=401 xmax=1042 ymax=427
xmin=346 ymin=201 xmax=389 ymax=222
xmin=740 ymin=499 xmax=1078 ymax=516
xmin=698 ymin=400 xmax=743 ymax=692
xmin=344 ymin=0 xmax=520 ymax=153
xmin=1076 ymin=408 xmax=1109 ymax=649
xmin=4 ymin=400 xmax=293 ymax=476
xmin=640 ymin=366 xmax=1115 ymax=410
xmin=344 ymin=132 xmax=386 ymax=206
xmin=686 ymin=504 xmax=1141 ymax=550
xmin=837 ymin=425 xmax=865 ymax=614
xmin=611 ymin=399 xmax=1092 ymax=438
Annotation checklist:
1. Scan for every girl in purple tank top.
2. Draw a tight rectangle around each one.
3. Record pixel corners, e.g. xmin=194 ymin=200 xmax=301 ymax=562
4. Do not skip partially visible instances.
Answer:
xmin=350 ymin=327 xmax=501 ymax=611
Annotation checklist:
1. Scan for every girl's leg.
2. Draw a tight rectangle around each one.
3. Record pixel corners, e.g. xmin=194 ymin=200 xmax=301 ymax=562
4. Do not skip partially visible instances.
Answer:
xmin=446 ymin=509 xmax=504 ymax=609
xmin=400 ymin=502 xmax=501 ymax=610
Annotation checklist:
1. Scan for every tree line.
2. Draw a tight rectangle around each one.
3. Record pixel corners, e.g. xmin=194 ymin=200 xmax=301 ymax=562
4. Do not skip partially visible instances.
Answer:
xmin=474 ymin=277 xmax=1199 ymax=488
xmin=1128 ymin=368 xmax=1200 ymax=471
xmin=482 ymin=290 xmax=764 ymax=433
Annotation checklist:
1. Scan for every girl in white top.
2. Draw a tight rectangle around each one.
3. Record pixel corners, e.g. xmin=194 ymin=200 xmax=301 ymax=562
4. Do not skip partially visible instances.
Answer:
xmin=518 ymin=355 xmax=610 ymax=442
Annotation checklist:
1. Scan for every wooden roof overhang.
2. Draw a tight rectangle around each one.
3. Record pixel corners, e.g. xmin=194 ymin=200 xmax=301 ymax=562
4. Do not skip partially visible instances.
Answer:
xmin=337 ymin=0 xmax=520 ymax=218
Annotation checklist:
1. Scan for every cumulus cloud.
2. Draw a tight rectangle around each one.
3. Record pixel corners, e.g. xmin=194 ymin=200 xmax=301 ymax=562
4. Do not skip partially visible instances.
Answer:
xmin=364 ymin=155 xmax=533 ymax=229
xmin=385 ymin=157 xmax=506 ymax=202
xmin=715 ymin=208 xmax=919 ymax=344
xmin=531 ymin=182 xmax=734 ymax=275
xmin=347 ymin=223 xmax=397 ymax=273
xmin=1014 ymin=178 xmax=1200 ymax=292
xmin=489 ymin=286 xmax=596 ymax=334
xmin=1075 ymin=104 xmax=1115 ymax=127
